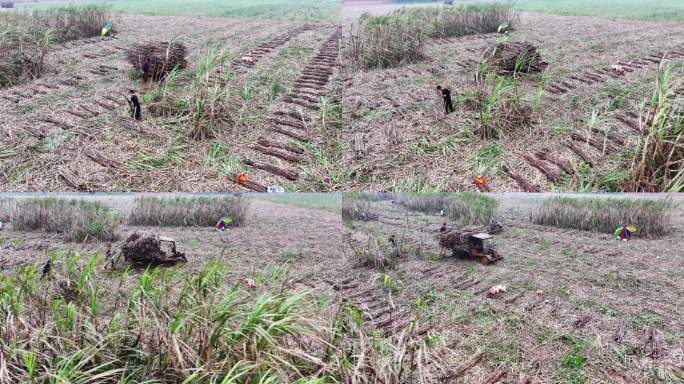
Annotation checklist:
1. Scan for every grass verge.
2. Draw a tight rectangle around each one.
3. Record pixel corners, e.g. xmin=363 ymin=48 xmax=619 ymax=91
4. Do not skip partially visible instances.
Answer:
xmin=13 ymin=0 xmax=340 ymax=20
xmin=511 ymin=0 xmax=684 ymax=21
xmin=250 ymin=193 xmax=341 ymax=213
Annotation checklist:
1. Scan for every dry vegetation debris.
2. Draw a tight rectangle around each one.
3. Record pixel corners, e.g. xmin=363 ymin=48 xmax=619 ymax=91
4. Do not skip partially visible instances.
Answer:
xmin=0 ymin=5 xmax=111 ymax=87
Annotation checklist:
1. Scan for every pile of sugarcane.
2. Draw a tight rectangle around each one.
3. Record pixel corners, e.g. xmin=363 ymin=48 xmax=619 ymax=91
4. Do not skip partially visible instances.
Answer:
xmin=122 ymin=232 xmax=163 ymax=264
xmin=125 ymin=41 xmax=188 ymax=82
xmin=439 ymin=228 xmax=480 ymax=250
xmin=438 ymin=222 xmax=502 ymax=250
xmin=0 ymin=1 xmax=14 ymax=8
xmin=482 ymin=41 xmax=546 ymax=74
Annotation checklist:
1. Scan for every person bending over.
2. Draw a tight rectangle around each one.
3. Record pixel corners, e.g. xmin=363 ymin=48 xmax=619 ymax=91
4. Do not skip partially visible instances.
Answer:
xmin=127 ymin=90 xmax=142 ymax=121
xmin=437 ymin=85 xmax=454 ymax=115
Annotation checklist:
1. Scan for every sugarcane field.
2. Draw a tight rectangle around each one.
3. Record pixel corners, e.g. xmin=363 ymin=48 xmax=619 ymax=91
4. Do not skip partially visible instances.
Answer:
xmin=2 ymin=190 xmax=679 ymax=382
xmin=342 ymin=192 xmax=683 ymax=383
xmin=340 ymin=1 xmax=684 ymax=193
xmin=0 ymin=0 xmax=342 ymax=192
xmin=0 ymin=192 xmax=348 ymax=382
xmin=1 ymin=0 xmax=684 ymax=383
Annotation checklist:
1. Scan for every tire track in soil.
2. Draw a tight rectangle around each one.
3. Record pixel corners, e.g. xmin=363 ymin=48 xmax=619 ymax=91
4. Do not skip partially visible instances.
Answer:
xmin=328 ymin=277 xmax=414 ymax=337
xmin=337 ymin=206 xmax=505 ymax=374
xmin=338 ymin=233 xmax=406 ymax=337
xmin=341 ymin=207 xmax=496 ymax=335
xmin=326 ymin=262 xmax=491 ymax=338
xmin=228 ymin=27 xmax=342 ymax=192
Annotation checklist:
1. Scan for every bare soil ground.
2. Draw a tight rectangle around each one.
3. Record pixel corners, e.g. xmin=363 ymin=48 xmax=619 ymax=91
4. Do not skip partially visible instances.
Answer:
xmin=0 ymin=196 xmax=342 ymax=289
xmin=0 ymin=14 xmax=342 ymax=192
xmin=341 ymin=11 xmax=684 ymax=192
xmin=340 ymin=193 xmax=684 ymax=382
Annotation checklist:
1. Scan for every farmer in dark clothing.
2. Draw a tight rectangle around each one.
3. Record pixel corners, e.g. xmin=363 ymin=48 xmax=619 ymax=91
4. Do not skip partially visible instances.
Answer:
xmin=128 ymin=90 xmax=142 ymax=120
xmin=437 ymin=85 xmax=454 ymax=115
xmin=142 ymin=56 xmax=154 ymax=88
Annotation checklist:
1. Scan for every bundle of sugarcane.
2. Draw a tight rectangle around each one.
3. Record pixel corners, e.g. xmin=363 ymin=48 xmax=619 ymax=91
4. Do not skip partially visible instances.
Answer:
xmin=438 ymin=229 xmax=478 ymax=250
xmin=122 ymin=232 xmax=163 ymax=264
xmin=125 ymin=41 xmax=187 ymax=82
xmin=482 ymin=41 xmax=546 ymax=74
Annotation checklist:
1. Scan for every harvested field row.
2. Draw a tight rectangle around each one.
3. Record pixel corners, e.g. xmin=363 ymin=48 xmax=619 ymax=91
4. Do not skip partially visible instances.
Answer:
xmin=545 ymin=45 xmax=684 ymax=95
xmin=0 ymin=40 xmax=123 ymax=107
xmin=229 ymin=27 xmax=342 ymax=191
xmin=341 ymin=8 xmax=684 ymax=193
xmin=208 ymin=23 xmax=319 ymax=86
xmin=1 ymin=14 xmax=339 ymax=192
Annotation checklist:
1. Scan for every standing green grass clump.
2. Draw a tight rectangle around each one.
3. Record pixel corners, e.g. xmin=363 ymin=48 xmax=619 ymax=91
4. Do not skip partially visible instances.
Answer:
xmin=140 ymin=44 xmax=234 ymax=140
xmin=0 ymin=198 xmax=120 ymax=242
xmin=346 ymin=12 xmax=426 ymax=69
xmin=128 ymin=196 xmax=249 ymax=227
xmin=396 ymin=193 xmax=498 ymax=225
xmin=467 ymin=51 xmax=539 ymax=139
xmin=346 ymin=4 xmax=516 ymax=69
xmin=474 ymin=74 xmax=533 ymax=138
xmin=186 ymin=45 xmax=234 ymax=140
xmin=627 ymin=64 xmax=684 ymax=192
xmin=342 ymin=196 xmax=377 ymax=222
xmin=0 ymin=5 xmax=111 ymax=87
xmin=0 ymin=253 xmax=427 ymax=382
xmin=531 ymin=197 xmax=673 ymax=238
